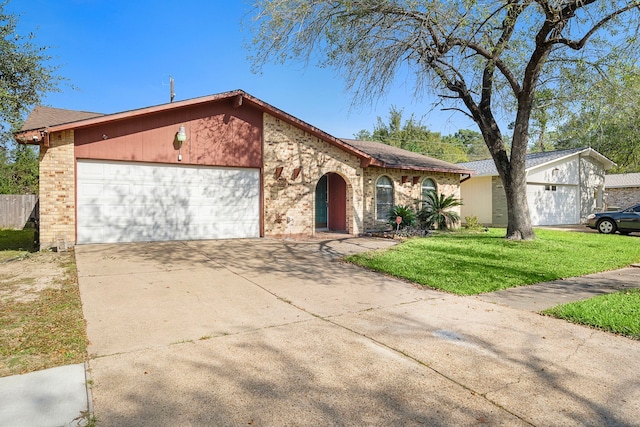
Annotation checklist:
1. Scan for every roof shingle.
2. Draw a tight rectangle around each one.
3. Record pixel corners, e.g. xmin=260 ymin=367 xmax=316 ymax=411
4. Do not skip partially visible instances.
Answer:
xmin=20 ymin=106 xmax=104 ymax=132
xmin=605 ymin=173 xmax=640 ymax=188
xmin=458 ymin=147 xmax=611 ymax=176
xmin=341 ymin=139 xmax=473 ymax=174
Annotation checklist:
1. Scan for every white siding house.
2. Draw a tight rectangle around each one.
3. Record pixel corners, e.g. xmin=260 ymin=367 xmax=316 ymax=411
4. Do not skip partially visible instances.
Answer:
xmin=459 ymin=148 xmax=614 ymax=226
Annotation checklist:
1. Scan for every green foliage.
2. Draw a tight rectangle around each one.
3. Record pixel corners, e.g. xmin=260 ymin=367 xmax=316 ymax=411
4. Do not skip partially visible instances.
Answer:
xmin=463 ymin=216 xmax=482 ymax=231
xmin=442 ymin=129 xmax=491 ymax=161
xmin=417 ymin=191 xmax=462 ymax=230
xmin=346 ymin=229 xmax=640 ymax=295
xmin=1 ymin=1 xmax=63 ymax=147
xmin=353 ymin=106 xmax=469 ymax=163
xmin=387 ymin=205 xmax=416 ymax=229
xmin=0 ymin=144 xmax=38 ymax=194
xmin=553 ymin=64 xmax=640 ymax=172
xmin=0 ymin=228 xmax=35 ymax=260
xmin=543 ymin=289 xmax=640 ymax=339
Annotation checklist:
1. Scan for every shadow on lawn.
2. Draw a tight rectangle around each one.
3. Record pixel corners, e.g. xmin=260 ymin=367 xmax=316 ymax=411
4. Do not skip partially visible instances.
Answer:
xmin=0 ymin=228 xmax=37 ymax=253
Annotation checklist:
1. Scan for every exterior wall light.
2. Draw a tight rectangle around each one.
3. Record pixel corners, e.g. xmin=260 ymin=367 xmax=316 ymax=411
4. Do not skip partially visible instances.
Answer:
xmin=176 ymin=125 xmax=187 ymax=146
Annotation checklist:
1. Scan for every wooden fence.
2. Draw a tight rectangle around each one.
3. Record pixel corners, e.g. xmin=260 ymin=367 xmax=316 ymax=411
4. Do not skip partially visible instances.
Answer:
xmin=0 ymin=195 xmax=39 ymax=229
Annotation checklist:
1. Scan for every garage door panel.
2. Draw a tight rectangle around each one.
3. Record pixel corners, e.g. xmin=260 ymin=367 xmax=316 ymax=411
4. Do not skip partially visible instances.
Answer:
xmin=527 ymin=184 xmax=579 ymax=225
xmin=77 ymin=225 xmax=106 ymax=244
xmin=78 ymin=182 xmax=105 ymax=197
xmin=102 ymin=162 xmax=132 ymax=178
xmin=77 ymin=160 xmax=260 ymax=244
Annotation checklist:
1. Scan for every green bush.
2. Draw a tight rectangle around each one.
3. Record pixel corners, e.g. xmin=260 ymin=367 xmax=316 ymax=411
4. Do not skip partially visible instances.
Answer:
xmin=463 ymin=215 xmax=483 ymax=231
xmin=388 ymin=205 xmax=416 ymax=229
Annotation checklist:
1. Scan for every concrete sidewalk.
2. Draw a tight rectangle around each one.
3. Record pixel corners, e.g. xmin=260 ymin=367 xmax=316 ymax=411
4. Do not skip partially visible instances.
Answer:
xmin=0 ymin=363 xmax=90 ymax=427
xmin=76 ymin=238 xmax=640 ymax=426
xmin=477 ymin=266 xmax=640 ymax=311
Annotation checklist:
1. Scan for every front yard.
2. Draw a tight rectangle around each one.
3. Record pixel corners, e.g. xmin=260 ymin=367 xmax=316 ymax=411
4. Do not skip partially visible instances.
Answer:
xmin=347 ymin=228 xmax=640 ymax=338
xmin=0 ymin=227 xmax=638 ymax=378
xmin=347 ymin=228 xmax=640 ymax=295
xmin=0 ymin=229 xmax=88 ymax=377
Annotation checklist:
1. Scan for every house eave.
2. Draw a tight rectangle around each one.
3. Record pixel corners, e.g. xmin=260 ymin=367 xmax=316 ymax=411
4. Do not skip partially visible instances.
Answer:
xmin=371 ymin=163 xmax=475 ymax=175
xmin=37 ymin=90 xmax=376 ymax=166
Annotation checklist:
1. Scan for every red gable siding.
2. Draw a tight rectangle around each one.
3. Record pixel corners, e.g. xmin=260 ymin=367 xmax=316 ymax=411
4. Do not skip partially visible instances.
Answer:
xmin=74 ymin=100 xmax=262 ymax=168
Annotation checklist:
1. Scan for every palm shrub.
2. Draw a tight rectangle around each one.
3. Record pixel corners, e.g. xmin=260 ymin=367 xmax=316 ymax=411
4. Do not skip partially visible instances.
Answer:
xmin=388 ymin=205 xmax=416 ymax=229
xmin=417 ymin=191 xmax=462 ymax=230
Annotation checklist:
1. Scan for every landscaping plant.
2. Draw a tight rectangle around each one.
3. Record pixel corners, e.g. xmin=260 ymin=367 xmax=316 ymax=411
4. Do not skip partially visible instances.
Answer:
xmin=417 ymin=191 xmax=462 ymax=230
xmin=387 ymin=205 xmax=416 ymax=229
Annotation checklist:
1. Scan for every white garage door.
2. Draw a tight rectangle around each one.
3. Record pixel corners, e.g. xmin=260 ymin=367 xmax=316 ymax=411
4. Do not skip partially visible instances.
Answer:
xmin=526 ymin=184 xmax=580 ymax=225
xmin=77 ymin=160 xmax=260 ymax=244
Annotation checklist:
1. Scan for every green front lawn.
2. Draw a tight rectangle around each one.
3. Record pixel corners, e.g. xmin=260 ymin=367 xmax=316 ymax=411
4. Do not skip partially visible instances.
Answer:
xmin=347 ymin=228 xmax=640 ymax=295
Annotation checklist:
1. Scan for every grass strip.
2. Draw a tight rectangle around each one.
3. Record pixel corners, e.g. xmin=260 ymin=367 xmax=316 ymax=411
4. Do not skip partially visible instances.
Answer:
xmin=542 ymin=289 xmax=640 ymax=339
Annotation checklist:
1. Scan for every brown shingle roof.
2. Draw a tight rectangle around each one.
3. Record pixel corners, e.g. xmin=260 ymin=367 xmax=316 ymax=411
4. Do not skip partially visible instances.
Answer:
xmin=341 ymin=139 xmax=473 ymax=174
xmin=20 ymin=106 xmax=104 ymax=131
xmin=17 ymin=92 xmax=472 ymax=175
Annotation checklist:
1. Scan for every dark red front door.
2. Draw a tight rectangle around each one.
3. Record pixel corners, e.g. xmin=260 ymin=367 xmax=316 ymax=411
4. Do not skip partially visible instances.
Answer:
xmin=327 ymin=173 xmax=347 ymax=231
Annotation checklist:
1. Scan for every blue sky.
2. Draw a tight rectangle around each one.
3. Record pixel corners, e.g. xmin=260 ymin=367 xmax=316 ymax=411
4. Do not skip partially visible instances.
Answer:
xmin=9 ymin=0 xmax=476 ymax=138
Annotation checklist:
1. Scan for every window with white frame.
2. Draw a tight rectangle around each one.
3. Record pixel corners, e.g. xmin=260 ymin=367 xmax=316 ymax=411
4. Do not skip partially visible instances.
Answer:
xmin=376 ymin=176 xmax=394 ymax=221
xmin=421 ymin=178 xmax=437 ymax=200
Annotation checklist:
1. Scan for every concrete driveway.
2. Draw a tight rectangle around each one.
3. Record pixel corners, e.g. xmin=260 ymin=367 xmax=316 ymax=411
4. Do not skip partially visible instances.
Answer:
xmin=76 ymin=237 xmax=640 ymax=426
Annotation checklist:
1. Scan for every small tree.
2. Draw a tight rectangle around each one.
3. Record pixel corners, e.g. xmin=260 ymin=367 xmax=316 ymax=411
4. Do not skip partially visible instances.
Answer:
xmin=1 ymin=2 xmax=63 ymax=150
xmin=418 ymin=191 xmax=462 ymax=231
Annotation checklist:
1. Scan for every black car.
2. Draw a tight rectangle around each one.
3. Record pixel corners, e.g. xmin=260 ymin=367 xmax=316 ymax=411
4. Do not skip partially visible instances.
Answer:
xmin=586 ymin=203 xmax=640 ymax=234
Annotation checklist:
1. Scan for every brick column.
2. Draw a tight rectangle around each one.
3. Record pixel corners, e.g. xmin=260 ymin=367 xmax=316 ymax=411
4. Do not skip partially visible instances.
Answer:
xmin=38 ymin=130 xmax=75 ymax=250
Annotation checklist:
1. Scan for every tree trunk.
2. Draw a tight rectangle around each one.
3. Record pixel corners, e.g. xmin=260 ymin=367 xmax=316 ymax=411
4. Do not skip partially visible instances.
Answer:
xmin=477 ymin=114 xmax=536 ymax=241
xmin=490 ymin=152 xmax=535 ymax=240
xmin=503 ymin=169 xmax=535 ymax=240
xmin=502 ymin=109 xmax=536 ymax=240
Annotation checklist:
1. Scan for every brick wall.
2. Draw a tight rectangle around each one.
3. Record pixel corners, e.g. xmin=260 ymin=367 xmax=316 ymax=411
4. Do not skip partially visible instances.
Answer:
xmin=38 ymin=130 xmax=76 ymax=249
xmin=605 ymin=187 xmax=640 ymax=210
xmin=262 ymin=114 xmax=364 ymax=238
xmin=491 ymin=176 xmax=508 ymax=226
xmin=361 ymin=168 xmax=461 ymax=231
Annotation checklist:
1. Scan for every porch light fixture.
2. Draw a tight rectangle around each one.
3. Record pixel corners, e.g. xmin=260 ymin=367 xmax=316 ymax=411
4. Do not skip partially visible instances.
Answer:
xmin=176 ymin=125 xmax=187 ymax=146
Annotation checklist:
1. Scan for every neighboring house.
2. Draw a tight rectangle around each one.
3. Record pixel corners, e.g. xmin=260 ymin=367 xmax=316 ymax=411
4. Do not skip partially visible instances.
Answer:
xmin=15 ymin=90 xmax=472 ymax=249
xmin=458 ymin=148 xmax=615 ymax=226
xmin=604 ymin=173 xmax=640 ymax=210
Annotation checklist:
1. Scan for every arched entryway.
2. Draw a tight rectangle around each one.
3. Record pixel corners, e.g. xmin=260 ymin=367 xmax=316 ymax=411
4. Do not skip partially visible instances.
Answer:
xmin=315 ymin=173 xmax=347 ymax=232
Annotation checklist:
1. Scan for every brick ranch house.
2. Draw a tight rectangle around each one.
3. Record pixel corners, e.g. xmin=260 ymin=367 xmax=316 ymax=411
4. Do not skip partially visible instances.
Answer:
xmin=15 ymin=90 xmax=472 ymax=250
